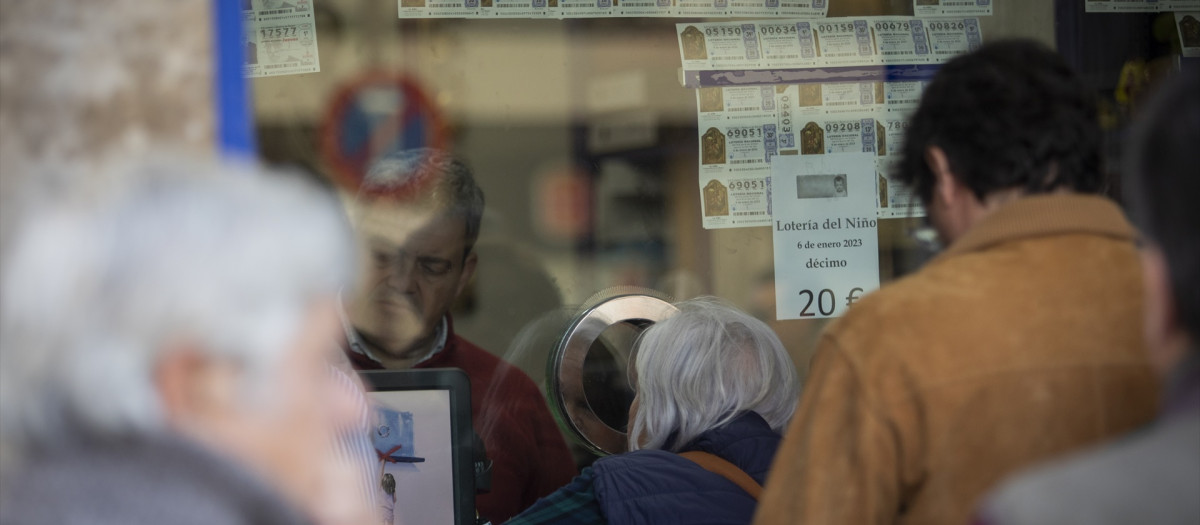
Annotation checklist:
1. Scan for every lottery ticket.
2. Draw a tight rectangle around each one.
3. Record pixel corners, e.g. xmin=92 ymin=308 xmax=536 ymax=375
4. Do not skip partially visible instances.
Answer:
xmin=614 ymin=0 xmax=673 ymax=16
xmin=923 ymin=18 xmax=983 ymax=61
xmin=873 ymin=116 xmax=909 ymax=159
xmin=677 ymin=23 xmax=764 ymax=71
xmin=698 ymin=121 xmax=779 ymax=174
xmin=244 ymin=0 xmax=320 ymax=78
xmin=818 ymin=117 xmax=877 ymax=154
xmin=1178 ymin=12 xmax=1200 ymax=57
xmin=775 ymin=84 xmax=821 ymax=154
xmin=676 ymin=0 xmax=730 ymax=17
xmin=871 ymin=17 xmax=932 ymax=64
xmin=697 ymin=86 xmax=779 ymax=125
xmin=881 ymin=81 xmax=926 ymax=114
xmin=913 ymin=0 xmax=992 ymax=17
xmin=1085 ymin=0 xmax=1154 ymax=11
xmin=480 ymin=0 xmax=553 ymax=17
xmin=778 ymin=0 xmax=828 ymax=17
xmin=757 ymin=21 xmax=820 ymax=68
xmin=728 ymin=0 xmax=780 ymax=18
xmin=555 ymin=0 xmax=615 ymax=17
xmin=699 ymin=175 xmax=773 ymax=228
xmin=811 ymin=19 xmax=878 ymax=67
xmin=819 ymin=82 xmax=884 ymax=116
xmin=399 ymin=0 xmax=479 ymax=18
xmin=1169 ymin=1 xmax=1200 ymax=9
xmin=875 ymin=157 xmax=925 ymax=218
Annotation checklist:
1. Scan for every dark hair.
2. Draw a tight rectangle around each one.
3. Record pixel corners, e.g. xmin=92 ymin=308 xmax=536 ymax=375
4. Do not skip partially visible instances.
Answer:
xmin=361 ymin=148 xmax=486 ymax=257
xmin=896 ymin=39 xmax=1103 ymax=205
xmin=1124 ymin=68 xmax=1200 ymax=340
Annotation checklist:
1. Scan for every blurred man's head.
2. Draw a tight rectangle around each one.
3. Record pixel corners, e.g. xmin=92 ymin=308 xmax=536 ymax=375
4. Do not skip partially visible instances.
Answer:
xmin=1124 ymin=69 xmax=1200 ymax=376
xmin=344 ymin=149 xmax=484 ymax=365
xmin=0 ymin=159 xmax=360 ymax=516
xmin=897 ymin=40 xmax=1104 ymax=244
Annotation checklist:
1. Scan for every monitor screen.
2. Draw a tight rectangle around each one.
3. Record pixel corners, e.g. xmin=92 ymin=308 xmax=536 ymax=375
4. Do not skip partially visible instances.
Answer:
xmin=362 ymin=369 xmax=474 ymax=525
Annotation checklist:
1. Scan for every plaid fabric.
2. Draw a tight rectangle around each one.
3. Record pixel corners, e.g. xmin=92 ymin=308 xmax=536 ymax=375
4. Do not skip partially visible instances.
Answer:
xmin=504 ymin=467 xmax=604 ymax=525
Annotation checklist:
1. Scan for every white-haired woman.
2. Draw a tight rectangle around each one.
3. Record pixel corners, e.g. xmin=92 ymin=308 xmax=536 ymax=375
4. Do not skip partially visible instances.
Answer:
xmin=506 ymin=298 xmax=801 ymax=525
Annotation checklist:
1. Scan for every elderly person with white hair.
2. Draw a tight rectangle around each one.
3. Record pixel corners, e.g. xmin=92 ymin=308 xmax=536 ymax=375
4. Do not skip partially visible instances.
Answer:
xmin=0 ymin=160 xmax=372 ymax=525
xmin=506 ymin=298 xmax=801 ymax=525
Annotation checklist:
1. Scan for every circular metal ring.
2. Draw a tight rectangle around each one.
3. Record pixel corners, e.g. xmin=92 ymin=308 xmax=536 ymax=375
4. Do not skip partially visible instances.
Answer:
xmin=548 ymin=294 xmax=679 ymax=456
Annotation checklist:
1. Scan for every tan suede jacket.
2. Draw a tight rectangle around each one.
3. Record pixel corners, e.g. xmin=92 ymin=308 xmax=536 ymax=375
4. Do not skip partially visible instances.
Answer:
xmin=754 ymin=194 xmax=1160 ymax=525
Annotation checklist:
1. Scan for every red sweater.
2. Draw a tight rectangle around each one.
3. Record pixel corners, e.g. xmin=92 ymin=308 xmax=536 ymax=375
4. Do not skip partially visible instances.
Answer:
xmin=346 ymin=319 xmax=578 ymax=523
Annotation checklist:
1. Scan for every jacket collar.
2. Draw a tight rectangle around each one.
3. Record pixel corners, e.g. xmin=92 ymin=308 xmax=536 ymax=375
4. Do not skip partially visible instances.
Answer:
xmin=937 ymin=194 xmax=1137 ymax=261
xmin=681 ymin=411 xmax=781 ymax=481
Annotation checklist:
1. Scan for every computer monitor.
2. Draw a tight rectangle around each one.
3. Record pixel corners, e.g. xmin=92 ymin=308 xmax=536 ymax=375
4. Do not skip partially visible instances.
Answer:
xmin=361 ymin=368 xmax=475 ymax=525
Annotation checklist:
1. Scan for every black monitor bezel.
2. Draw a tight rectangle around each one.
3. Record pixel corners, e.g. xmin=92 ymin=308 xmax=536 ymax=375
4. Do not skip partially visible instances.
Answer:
xmin=360 ymin=368 xmax=475 ymax=525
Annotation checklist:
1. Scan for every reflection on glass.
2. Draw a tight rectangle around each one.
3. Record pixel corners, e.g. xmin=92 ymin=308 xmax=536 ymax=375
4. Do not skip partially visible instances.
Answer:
xmin=581 ymin=321 xmax=641 ymax=433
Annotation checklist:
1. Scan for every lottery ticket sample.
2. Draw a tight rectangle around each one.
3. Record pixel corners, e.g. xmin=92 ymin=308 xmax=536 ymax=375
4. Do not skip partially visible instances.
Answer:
xmin=244 ymin=0 xmax=320 ymax=78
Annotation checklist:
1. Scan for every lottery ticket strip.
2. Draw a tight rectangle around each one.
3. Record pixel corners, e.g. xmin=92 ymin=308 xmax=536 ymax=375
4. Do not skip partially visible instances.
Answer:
xmin=1085 ymin=0 xmax=1200 ymax=13
xmin=244 ymin=0 xmax=320 ymax=78
xmin=685 ymin=16 xmax=987 ymax=228
xmin=396 ymin=0 xmax=991 ymax=19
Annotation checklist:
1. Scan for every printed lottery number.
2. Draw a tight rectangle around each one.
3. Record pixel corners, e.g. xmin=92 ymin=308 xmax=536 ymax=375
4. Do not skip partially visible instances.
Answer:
xmin=927 ymin=21 xmax=966 ymax=31
xmin=887 ymin=121 xmax=910 ymax=131
xmin=729 ymin=179 xmax=766 ymax=191
xmin=705 ymin=26 xmax=743 ymax=37
xmin=260 ymin=26 xmax=298 ymax=38
xmin=825 ymin=121 xmax=861 ymax=133
xmin=873 ymin=21 xmax=911 ymax=31
xmin=759 ymin=25 xmax=797 ymax=35
xmin=727 ymin=127 xmax=762 ymax=139
xmin=817 ymin=22 xmax=856 ymax=33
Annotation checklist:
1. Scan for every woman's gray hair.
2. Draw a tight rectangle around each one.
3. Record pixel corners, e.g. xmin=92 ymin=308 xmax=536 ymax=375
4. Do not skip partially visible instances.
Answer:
xmin=628 ymin=297 xmax=800 ymax=452
xmin=0 ymin=158 xmax=356 ymax=460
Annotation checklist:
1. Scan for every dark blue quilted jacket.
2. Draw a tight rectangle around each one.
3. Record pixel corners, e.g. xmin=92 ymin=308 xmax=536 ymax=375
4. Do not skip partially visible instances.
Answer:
xmin=590 ymin=411 xmax=781 ymax=525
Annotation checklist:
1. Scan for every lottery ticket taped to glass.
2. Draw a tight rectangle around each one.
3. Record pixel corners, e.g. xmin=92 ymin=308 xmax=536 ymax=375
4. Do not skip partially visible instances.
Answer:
xmin=679 ymin=16 xmax=984 ymax=71
xmin=612 ymin=0 xmax=674 ymax=17
xmin=1178 ymin=12 xmax=1200 ymax=57
xmin=244 ymin=0 xmax=320 ymax=78
xmin=809 ymin=19 xmax=878 ymax=67
xmin=479 ymin=0 xmax=554 ymax=18
xmin=698 ymin=120 xmax=779 ymax=175
xmin=779 ymin=0 xmax=828 ymax=17
xmin=678 ymin=23 xmax=764 ymax=72
xmin=913 ymin=0 xmax=992 ymax=17
xmin=924 ymin=18 xmax=983 ymax=60
xmin=700 ymin=175 xmax=774 ymax=229
xmin=870 ymin=17 xmax=933 ymax=65
xmin=875 ymin=156 xmax=926 ymax=219
xmin=1084 ymin=0 xmax=1160 ymax=12
xmin=727 ymin=0 xmax=782 ymax=19
xmin=399 ymin=0 xmax=481 ymax=19
xmin=697 ymin=86 xmax=779 ymax=125
xmin=774 ymin=117 xmax=876 ymax=156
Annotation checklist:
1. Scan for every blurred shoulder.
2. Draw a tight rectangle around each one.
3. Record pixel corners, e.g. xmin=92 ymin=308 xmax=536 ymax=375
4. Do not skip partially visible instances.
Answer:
xmin=980 ymin=416 xmax=1200 ymax=525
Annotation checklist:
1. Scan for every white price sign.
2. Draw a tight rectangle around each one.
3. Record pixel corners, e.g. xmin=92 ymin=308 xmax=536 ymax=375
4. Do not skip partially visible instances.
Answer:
xmin=772 ymin=154 xmax=880 ymax=319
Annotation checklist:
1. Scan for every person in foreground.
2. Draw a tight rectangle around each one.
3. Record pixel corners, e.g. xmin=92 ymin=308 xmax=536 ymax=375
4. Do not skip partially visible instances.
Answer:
xmin=753 ymin=40 xmax=1159 ymax=525
xmin=506 ymin=298 xmax=801 ymax=525
xmin=975 ymin=68 xmax=1200 ymax=525
xmin=0 ymin=160 xmax=371 ymax=525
